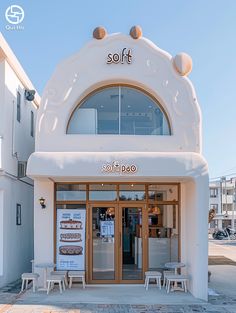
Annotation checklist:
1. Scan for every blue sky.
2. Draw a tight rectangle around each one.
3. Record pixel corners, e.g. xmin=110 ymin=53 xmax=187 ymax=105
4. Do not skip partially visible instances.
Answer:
xmin=0 ymin=0 xmax=235 ymax=179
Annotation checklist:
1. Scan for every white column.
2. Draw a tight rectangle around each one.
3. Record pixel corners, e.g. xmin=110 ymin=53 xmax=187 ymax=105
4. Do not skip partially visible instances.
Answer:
xmin=181 ymin=173 xmax=209 ymax=301
xmin=34 ymin=179 xmax=54 ymax=286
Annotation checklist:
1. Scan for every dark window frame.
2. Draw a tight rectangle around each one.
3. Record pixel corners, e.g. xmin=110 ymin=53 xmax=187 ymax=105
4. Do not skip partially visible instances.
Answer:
xmin=17 ymin=91 xmax=21 ymax=122
xmin=210 ymin=188 xmax=218 ymax=198
xmin=16 ymin=203 xmax=21 ymax=225
xmin=30 ymin=110 xmax=34 ymax=137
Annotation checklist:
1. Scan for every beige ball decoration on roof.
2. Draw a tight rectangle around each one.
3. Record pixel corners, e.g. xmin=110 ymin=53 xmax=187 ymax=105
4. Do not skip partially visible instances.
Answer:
xmin=93 ymin=26 xmax=107 ymax=40
xmin=130 ymin=25 xmax=142 ymax=39
xmin=173 ymin=53 xmax=192 ymax=76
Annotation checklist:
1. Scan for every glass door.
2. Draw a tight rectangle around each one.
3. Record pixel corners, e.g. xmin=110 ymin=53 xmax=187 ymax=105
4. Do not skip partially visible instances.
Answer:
xmin=119 ymin=205 xmax=147 ymax=283
xmin=88 ymin=204 xmax=119 ymax=283
xmin=88 ymin=203 xmax=147 ymax=283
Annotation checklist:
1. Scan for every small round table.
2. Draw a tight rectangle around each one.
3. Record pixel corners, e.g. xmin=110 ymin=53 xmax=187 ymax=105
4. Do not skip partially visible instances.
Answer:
xmin=164 ymin=262 xmax=185 ymax=291
xmin=34 ymin=262 xmax=55 ymax=291
xmin=165 ymin=262 xmax=185 ymax=274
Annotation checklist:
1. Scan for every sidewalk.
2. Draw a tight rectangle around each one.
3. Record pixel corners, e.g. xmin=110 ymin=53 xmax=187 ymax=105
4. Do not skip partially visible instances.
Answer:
xmin=1 ymin=240 xmax=236 ymax=313
xmin=1 ymin=279 xmax=236 ymax=313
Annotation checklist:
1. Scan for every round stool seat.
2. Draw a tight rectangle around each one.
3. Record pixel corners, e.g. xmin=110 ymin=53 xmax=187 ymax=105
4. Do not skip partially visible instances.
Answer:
xmin=68 ymin=271 xmax=85 ymax=277
xmin=47 ymin=275 xmax=64 ymax=281
xmin=51 ymin=270 xmax=67 ymax=275
xmin=22 ymin=273 xmax=39 ymax=279
xmin=145 ymin=271 xmax=162 ymax=276
xmin=166 ymin=274 xmax=188 ymax=280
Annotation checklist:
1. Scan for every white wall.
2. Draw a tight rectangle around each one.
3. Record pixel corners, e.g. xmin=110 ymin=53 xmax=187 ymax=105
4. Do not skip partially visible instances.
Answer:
xmin=0 ymin=58 xmax=37 ymax=287
xmin=1 ymin=60 xmax=37 ymax=176
xmin=0 ymin=61 xmax=4 ymax=137
xmin=181 ymin=177 xmax=209 ymax=301
xmin=0 ymin=190 xmax=3 ymax=276
xmin=0 ymin=176 xmax=34 ymax=287
xmin=35 ymin=34 xmax=201 ymax=154
xmin=33 ymin=180 xmax=54 ymax=285
xmin=0 ymin=61 xmax=4 ymax=169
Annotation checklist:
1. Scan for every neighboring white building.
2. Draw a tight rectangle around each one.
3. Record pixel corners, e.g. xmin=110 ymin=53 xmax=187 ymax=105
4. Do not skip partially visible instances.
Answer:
xmin=0 ymin=33 xmax=40 ymax=287
xmin=27 ymin=27 xmax=209 ymax=300
xmin=209 ymin=178 xmax=236 ymax=229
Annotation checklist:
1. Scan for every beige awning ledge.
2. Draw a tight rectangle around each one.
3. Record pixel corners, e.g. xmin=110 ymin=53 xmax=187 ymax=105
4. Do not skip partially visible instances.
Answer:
xmin=27 ymin=151 xmax=208 ymax=182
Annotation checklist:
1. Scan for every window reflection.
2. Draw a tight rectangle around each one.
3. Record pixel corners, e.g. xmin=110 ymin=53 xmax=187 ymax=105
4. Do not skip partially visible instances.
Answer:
xmin=89 ymin=184 xmax=117 ymax=201
xmin=148 ymin=185 xmax=178 ymax=201
xmin=67 ymin=86 xmax=171 ymax=135
xmin=119 ymin=185 xmax=145 ymax=201
xmin=56 ymin=184 xmax=86 ymax=201
xmin=148 ymin=204 xmax=178 ymax=271
xmin=92 ymin=207 xmax=115 ymax=280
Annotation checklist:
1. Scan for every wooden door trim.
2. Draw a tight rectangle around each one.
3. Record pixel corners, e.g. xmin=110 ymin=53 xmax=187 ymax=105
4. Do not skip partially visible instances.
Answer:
xmin=87 ymin=203 xmax=119 ymax=284
xmin=118 ymin=203 xmax=146 ymax=283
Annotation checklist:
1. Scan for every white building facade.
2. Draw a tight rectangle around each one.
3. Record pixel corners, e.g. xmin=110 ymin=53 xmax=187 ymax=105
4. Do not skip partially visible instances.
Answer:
xmin=27 ymin=28 xmax=209 ymax=300
xmin=209 ymin=178 xmax=236 ymax=229
xmin=0 ymin=34 xmax=39 ymax=287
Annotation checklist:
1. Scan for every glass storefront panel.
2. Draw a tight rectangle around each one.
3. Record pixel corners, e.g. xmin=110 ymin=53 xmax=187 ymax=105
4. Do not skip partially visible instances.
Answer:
xmin=148 ymin=204 xmax=178 ymax=271
xmin=56 ymin=204 xmax=86 ymax=210
xmin=148 ymin=185 xmax=178 ymax=201
xmin=67 ymin=87 xmax=119 ymax=134
xmin=122 ymin=207 xmax=143 ymax=280
xmin=67 ymin=86 xmax=171 ymax=136
xmin=56 ymin=184 xmax=86 ymax=201
xmin=89 ymin=184 xmax=117 ymax=201
xmin=55 ymin=183 xmax=180 ymax=283
xmin=120 ymin=87 xmax=170 ymax=135
xmin=92 ymin=207 xmax=115 ymax=280
xmin=119 ymin=184 xmax=145 ymax=201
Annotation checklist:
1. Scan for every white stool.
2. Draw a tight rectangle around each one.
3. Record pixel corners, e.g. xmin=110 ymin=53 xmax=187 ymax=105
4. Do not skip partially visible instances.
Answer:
xmin=50 ymin=271 xmax=68 ymax=287
xmin=21 ymin=273 xmax=39 ymax=293
xmin=46 ymin=275 xmax=65 ymax=294
xmin=166 ymin=274 xmax=189 ymax=293
xmin=68 ymin=271 xmax=85 ymax=289
xmin=162 ymin=270 xmax=175 ymax=288
xmin=144 ymin=271 xmax=162 ymax=290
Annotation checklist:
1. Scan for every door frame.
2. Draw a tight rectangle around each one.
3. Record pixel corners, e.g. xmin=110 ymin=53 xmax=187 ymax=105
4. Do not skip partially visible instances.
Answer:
xmin=87 ymin=202 xmax=119 ymax=284
xmin=118 ymin=203 xmax=148 ymax=284
xmin=87 ymin=202 xmax=147 ymax=284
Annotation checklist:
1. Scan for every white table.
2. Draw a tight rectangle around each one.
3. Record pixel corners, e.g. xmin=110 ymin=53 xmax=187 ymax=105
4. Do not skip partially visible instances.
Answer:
xmin=164 ymin=262 xmax=185 ymax=291
xmin=34 ymin=262 xmax=55 ymax=291
xmin=165 ymin=262 xmax=185 ymax=274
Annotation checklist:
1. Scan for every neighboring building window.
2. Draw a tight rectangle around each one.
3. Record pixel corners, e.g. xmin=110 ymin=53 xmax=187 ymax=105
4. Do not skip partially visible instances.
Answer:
xmin=30 ymin=111 xmax=34 ymax=137
xmin=17 ymin=91 xmax=21 ymax=122
xmin=16 ymin=204 xmax=21 ymax=225
xmin=210 ymin=204 xmax=218 ymax=212
xmin=67 ymin=85 xmax=171 ymax=135
xmin=210 ymin=188 xmax=218 ymax=198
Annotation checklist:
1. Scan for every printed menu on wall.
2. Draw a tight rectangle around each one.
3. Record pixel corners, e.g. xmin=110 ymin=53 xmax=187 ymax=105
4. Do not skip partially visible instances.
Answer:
xmin=56 ymin=209 xmax=86 ymax=270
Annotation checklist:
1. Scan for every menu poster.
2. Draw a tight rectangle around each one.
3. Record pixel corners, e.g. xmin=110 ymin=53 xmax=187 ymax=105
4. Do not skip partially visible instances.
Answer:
xmin=100 ymin=220 xmax=114 ymax=237
xmin=56 ymin=209 xmax=86 ymax=270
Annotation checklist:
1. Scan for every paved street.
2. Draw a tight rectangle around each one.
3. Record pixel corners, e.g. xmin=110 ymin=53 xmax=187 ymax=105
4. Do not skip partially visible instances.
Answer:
xmin=1 ymin=239 xmax=236 ymax=313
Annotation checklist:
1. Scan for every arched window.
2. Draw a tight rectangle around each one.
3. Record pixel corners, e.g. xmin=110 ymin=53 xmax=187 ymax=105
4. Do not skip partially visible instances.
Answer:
xmin=67 ymin=86 xmax=171 ymax=135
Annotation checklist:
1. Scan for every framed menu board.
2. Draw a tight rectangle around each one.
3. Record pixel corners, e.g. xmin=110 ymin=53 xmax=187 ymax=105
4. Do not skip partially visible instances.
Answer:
xmin=56 ymin=208 xmax=86 ymax=270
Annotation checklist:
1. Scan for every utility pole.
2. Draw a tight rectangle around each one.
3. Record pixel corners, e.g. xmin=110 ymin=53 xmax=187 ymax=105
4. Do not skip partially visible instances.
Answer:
xmin=231 ymin=177 xmax=236 ymax=229
xmin=221 ymin=176 xmax=227 ymax=228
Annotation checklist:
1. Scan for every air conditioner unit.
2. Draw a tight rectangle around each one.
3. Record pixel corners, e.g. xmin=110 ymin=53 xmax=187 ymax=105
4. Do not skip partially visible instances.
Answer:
xmin=18 ymin=161 xmax=27 ymax=178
